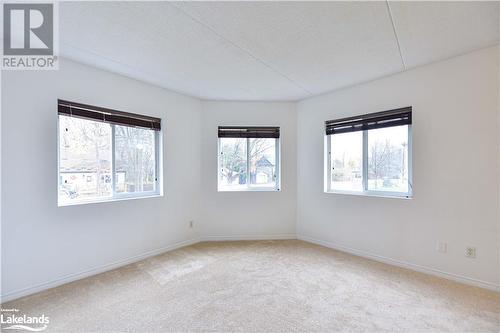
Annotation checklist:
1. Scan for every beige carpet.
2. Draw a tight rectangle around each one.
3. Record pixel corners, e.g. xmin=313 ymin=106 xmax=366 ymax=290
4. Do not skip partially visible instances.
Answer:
xmin=2 ymin=240 xmax=499 ymax=332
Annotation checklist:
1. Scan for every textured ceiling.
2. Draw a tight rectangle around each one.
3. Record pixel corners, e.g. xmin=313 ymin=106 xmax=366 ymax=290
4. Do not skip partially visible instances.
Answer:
xmin=59 ymin=1 xmax=500 ymax=101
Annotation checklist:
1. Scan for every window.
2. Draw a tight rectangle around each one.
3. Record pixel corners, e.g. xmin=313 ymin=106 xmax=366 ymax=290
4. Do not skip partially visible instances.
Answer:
xmin=218 ymin=126 xmax=280 ymax=191
xmin=58 ymin=100 xmax=161 ymax=205
xmin=325 ymin=107 xmax=412 ymax=197
xmin=367 ymin=125 xmax=409 ymax=193
xmin=330 ymin=131 xmax=363 ymax=192
xmin=115 ymin=125 xmax=157 ymax=194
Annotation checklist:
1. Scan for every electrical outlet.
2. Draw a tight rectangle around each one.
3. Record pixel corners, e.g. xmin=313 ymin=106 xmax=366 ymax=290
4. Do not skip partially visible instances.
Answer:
xmin=189 ymin=220 xmax=194 ymax=228
xmin=437 ymin=241 xmax=447 ymax=253
xmin=465 ymin=246 xmax=476 ymax=258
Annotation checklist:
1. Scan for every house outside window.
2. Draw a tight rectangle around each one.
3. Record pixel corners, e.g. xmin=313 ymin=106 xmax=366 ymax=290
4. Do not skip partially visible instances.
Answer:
xmin=325 ymin=107 xmax=412 ymax=198
xmin=57 ymin=99 xmax=161 ymax=206
xmin=218 ymin=126 xmax=281 ymax=191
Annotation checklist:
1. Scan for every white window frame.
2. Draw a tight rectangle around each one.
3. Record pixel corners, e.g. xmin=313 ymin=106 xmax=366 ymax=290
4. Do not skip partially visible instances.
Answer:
xmin=325 ymin=125 xmax=412 ymax=198
xmin=57 ymin=115 xmax=162 ymax=206
xmin=217 ymin=137 xmax=281 ymax=192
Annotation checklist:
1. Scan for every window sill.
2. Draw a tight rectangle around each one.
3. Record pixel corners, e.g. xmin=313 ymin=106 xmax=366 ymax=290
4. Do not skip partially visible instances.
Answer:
xmin=325 ymin=190 xmax=412 ymax=200
xmin=218 ymin=187 xmax=281 ymax=192
xmin=58 ymin=193 xmax=162 ymax=207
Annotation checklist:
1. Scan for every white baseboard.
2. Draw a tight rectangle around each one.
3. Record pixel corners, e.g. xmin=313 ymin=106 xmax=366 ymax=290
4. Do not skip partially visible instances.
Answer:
xmin=0 ymin=237 xmax=200 ymax=304
xmin=1 ymin=234 xmax=293 ymax=303
xmin=297 ymin=234 xmax=499 ymax=292
xmin=199 ymin=234 xmax=296 ymax=241
xmin=3 ymin=234 xmax=497 ymax=303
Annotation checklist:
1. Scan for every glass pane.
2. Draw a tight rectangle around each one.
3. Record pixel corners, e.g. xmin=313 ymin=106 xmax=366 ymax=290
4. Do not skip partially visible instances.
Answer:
xmin=330 ymin=131 xmax=363 ymax=191
xmin=115 ymin=125 xmax=156 ymax=193
xmin=249 ymin=138 xmax=277 ymax=188
xmin=219 ymin=138 xmax=247 ymax=190
xmin=368 ymin=125 xmax=409 ymax=193
xmin=58 ymin=115 xmax=112 ymax=204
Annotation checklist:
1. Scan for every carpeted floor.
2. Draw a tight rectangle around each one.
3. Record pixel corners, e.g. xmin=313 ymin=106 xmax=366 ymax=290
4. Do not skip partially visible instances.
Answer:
xmin=2 ymin=240 xmax=499 ymax=332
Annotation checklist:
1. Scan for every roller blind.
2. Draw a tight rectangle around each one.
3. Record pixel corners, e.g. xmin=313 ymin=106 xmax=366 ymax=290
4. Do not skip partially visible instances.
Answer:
xmin=58 ymin=99 xmax=161 ymax=131
xmin=325 ymin=107 xmax=412 ymax=135
xmin=218 ymin=126 xmax=280 ymax=138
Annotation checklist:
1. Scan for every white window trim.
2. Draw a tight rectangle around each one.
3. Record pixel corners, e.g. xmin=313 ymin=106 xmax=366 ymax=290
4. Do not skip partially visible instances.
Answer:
xmin=57 ymin=116 xmax=162 ymax=206
xmin=217 ymin=137 xmax=281 ymax=192
xmin=325 ymin=125 xmax=412 ymax=199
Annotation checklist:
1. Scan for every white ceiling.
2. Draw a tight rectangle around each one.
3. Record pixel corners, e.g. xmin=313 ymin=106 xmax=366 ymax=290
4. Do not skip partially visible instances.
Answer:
xmin=59 ymin=1 xmax=500 ymax=101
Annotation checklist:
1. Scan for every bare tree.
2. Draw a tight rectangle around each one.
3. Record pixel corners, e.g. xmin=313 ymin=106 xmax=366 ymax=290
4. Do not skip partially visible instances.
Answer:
xmin=115 ymin=126 xmax=154 ymax=192
xmin=60 ymin=116 xmax=156 ymax=196
xmin=249 ymin=139 xmax=273 ymax=162
xmin=64 ymin=119 xmax=111 ymax=195
xmin=220 ymin=139 xmax=246 ymax=184
xmin=220 ymin=138 xmax=274 ymax=184
xmin=368 ymin=138 xmax=405 ymax=188
xmin=368 ymin=139 xmax=391 ymax=186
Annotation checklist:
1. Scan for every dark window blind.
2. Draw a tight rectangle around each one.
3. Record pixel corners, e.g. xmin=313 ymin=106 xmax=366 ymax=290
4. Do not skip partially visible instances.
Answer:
xmin=218 ymin=126 xmax=280 ymax=138
xmin=58 ymin=99 xmax=161 ymax=131
xmin=325 ymin=107 xmax=411 ymax=135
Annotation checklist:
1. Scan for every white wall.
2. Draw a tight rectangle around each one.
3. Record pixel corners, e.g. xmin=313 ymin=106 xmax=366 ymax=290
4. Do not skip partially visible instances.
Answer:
xmin=297 ymin=46 xmax=500 ymax=288
xmin=200 ymin=101 xmax=297 ymax=239
xmin=1 ymin=59 xmax=202 ymax=301
xmin=2 ymin=47 xmax=499 ymax=302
